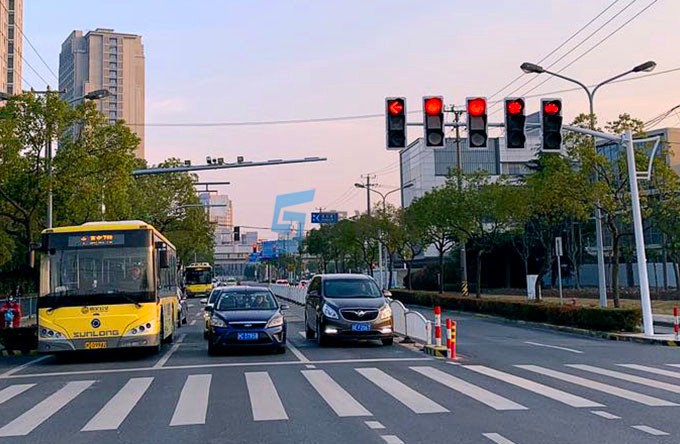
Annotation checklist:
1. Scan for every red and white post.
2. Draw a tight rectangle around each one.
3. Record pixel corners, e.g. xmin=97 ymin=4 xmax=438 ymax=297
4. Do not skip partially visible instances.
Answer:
xmin=450 ymin=320 xmax=457 ymax=360
xmin=446 ymin=318 xmax=452 ymax=351
xmin=434 ymin=306 xmax=442 ymax=347
xmin=674 ymin=305 xmax=679 ymax=339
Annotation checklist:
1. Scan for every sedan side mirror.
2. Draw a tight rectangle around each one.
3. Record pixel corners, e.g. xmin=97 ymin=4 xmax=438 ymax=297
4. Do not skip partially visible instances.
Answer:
xmin=280 ymin=304 xmax=290 ymax=311
xmin=204 ymin=305 xmax=213 ymax=313
xmin=383 ymin=290 xmax=392 ymax=298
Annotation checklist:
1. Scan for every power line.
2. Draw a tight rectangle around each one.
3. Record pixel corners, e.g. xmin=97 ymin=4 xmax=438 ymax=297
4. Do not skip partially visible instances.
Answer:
xmin=519 ymin=0 xmax=660 ymax=99
xmin=488 ymin=0 xmax=624 ymax=100
xmin=490 ymin=0 xmax=643 ymax=112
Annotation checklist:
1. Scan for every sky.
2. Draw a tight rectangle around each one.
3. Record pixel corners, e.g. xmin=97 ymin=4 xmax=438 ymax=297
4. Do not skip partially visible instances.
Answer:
xmin=23 ymin=0 xmax=680 ymax=239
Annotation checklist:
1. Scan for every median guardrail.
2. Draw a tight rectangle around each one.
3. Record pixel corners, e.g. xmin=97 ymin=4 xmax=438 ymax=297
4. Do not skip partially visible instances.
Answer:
xmin=388 ymin=299 xmax=431 ymax=344
xmin=270 ymin=284 xmax=306 ymax=305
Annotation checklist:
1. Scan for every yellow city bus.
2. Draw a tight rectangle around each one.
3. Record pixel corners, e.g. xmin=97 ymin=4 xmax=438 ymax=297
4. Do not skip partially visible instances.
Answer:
xmin=183 ymin=262 xmax=213 ymax=298
xmin=36 ymin=220 xmax=179 ymax=354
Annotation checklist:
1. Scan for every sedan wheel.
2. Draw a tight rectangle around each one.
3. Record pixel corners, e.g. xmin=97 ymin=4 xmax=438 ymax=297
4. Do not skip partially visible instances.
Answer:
xmin=316 ymin=320 xmax=328 ymax=347
xmin=305 ymin=314 xmax=315 ymax=340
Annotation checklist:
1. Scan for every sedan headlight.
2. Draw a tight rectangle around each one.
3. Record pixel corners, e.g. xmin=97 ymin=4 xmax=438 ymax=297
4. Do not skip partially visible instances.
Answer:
xmin=322 ymin=303 xmax=339 ymax=320
xmin=379 ymin=304 xmax=392 ymax=320
xmin=211 ymin=316 xmax=227 ymax=328
xmin=266 ymin=313 xmax=284 ymax=328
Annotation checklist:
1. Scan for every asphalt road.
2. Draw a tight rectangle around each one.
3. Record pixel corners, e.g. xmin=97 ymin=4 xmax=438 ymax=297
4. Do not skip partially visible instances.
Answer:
xmin=0 ymin=298 xmax=679 ymax=444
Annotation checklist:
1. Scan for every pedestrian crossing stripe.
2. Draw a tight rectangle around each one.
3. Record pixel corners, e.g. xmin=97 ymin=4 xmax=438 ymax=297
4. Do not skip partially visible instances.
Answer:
xmin=0 ymin=363 xmax=678 ymax=435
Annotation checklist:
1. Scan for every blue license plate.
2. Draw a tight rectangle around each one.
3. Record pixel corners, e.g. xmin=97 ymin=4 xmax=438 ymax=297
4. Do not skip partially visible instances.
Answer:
xmin=351 ymin=324 xmax=371 ymax=332
xmin=237 ymin=332 xmax=259 ymax=341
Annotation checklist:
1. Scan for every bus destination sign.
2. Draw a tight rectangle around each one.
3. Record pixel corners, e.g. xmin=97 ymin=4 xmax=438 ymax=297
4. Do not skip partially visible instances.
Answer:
xmin=68 ymin=234 xmax=125 ymax=247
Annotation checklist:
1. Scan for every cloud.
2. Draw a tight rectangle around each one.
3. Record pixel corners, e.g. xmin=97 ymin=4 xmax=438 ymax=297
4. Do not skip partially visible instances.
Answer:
xmin=147 ymin=96 xmax=189 ymax=114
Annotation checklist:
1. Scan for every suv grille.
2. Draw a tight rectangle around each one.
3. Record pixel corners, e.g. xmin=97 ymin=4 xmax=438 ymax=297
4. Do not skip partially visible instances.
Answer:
xmin=340 ymin=309 xmax=379 ymax=322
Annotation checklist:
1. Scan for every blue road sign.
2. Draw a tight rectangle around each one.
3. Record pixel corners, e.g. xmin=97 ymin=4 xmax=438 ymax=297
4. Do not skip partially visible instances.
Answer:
xmin=311 ymin=212 xmax=339 ymax=224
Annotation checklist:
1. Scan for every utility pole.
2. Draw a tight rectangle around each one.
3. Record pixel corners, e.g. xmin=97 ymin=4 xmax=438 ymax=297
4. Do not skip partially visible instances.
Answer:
xmin=360 ymin=174 xmax=376 ymax=216
xmin=451 ymin=106 xmax=469 ymax=297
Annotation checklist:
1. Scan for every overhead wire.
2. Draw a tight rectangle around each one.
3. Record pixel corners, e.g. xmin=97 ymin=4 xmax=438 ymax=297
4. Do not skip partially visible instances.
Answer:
xmin=487 ymin=0 xmax=624 ymax=101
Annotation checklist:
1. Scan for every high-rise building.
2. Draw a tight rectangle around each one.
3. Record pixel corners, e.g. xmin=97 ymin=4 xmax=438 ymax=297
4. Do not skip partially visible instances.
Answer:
xmin=0 ymin=0 xmax=22 ymax=96
xmin=199 ymin=192 xmax=234 ymax=245
xmin=59 ymin=28 xmax=145 ymax=158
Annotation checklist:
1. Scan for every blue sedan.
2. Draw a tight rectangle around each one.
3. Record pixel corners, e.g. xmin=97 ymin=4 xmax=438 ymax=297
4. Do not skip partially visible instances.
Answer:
xmin=206 ymin=287 xmax=288 ymax=355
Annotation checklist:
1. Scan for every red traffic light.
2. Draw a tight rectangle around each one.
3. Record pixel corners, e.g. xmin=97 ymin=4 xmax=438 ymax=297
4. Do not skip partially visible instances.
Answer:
xmin=506 ymin=100 xmax=524 ymax=115
xmin=424 ymin=97 xmax=443 ymax=115
xmin=388 ymin=99 xmax=404 ymax=116
xmin=543 ymin=101 xmax=561 ymax=115
xmin=467 ymin=98 xmax=486 ymax=117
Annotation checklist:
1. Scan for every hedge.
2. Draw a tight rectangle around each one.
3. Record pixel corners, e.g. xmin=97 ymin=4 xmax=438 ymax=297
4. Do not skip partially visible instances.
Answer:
xmin=390 ymin=290 xmax=641 ymax=332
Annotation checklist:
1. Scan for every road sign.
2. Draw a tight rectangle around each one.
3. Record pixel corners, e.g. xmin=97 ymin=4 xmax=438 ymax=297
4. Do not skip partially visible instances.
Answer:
xmin=555 ymin=237 xmax=563 ymax=257
xmin=311 ymin=212 xmax=339 ymax=224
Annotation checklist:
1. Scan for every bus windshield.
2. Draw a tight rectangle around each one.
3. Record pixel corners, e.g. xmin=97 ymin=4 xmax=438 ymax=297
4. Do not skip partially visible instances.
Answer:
xmin=185 ymin=269 xmax=212 ymax=285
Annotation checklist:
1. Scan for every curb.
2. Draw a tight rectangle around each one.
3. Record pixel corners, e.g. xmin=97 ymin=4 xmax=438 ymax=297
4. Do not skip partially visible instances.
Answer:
xmin=1 ymin=349 xmax=38 ymax=357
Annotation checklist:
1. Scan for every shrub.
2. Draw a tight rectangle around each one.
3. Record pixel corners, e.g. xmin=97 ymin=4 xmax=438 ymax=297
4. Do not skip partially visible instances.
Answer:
xmin=390 ymin=290 xmax=641 ymax=332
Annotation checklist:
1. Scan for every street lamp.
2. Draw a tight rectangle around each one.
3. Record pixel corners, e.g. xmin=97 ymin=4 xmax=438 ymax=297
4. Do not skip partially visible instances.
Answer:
xmin=520 ymin=60 xmax=656 ymax=308
xmin=353 ymin=183 xmax=414 ymax=289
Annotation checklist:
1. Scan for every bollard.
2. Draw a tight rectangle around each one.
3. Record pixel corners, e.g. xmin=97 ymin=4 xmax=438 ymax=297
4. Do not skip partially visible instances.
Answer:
xmin=426 ymin=321 xmax=432 ymax=346
xmin=450 ymin=320 xmax=457 ymax=359
xmin=434 ymin=306 xmax=442 ymax=347
xmin=446 ymin=318 xmax=452 ymax=351
xmin=674 ymin=305 xmax=679 ymax=339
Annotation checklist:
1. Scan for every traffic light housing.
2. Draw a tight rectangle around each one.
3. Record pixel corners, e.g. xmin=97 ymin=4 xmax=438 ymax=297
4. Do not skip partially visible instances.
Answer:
xmin=385 ymin=97 xmax=407 ymax=149
xmin=423 ymin=96 xmax=445 ymax=147
xmin=234 ymin=226 xmax=240 ymax=242
xmin=466 ymin=97 xmax=488 ymax=148
xmin=541 ymin=98 xmax=563 ymax=151
xmin=504 ymin=98 xmax=526 ymax=149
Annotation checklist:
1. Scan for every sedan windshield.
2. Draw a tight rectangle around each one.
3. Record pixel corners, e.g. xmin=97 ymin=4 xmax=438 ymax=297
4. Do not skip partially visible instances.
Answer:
xmin=323 ymin=279 xmax=382 ymax=298
xmin=216 ymin=291 xmax=278 ymax=311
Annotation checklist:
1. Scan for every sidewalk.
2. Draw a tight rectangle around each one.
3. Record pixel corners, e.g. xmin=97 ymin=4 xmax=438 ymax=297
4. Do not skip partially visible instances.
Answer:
xmin=653 ymin=314 xmax=676 ymax=327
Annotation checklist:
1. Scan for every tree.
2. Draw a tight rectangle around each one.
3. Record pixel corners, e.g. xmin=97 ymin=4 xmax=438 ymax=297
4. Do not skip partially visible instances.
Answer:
xmin=396 ymin=208 xmax=426 ymax=290
xmin=408 ymin=186 xmax=464 ymax=293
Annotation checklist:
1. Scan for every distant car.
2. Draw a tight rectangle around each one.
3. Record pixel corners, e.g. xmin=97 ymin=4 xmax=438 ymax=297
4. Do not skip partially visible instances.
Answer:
xmin=298 ymin=280 xmax=310 ymax=289
xmin=225 ymin=277 xmax=238 ymax=286
xmin=275 ymin=279 xmax=289 ymax=285
xmin=205 ymin=286 xmax=288 ymax=355
xmin=305 ymin=274 xmax=393 ymax=346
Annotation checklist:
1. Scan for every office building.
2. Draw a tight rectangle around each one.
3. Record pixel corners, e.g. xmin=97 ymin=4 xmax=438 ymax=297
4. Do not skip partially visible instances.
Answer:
xmin=0 ymin=0 xmax=22 ymax=95
xmin=59 ymin=28 xmax=145 ymax=158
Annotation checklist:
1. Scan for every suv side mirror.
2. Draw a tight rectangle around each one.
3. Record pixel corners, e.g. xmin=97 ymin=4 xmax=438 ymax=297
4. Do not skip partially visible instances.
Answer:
xmin=383 ymin=290 xmax=392 ymax=298
xmin=307 ymin=290 xmax=319 ymax=297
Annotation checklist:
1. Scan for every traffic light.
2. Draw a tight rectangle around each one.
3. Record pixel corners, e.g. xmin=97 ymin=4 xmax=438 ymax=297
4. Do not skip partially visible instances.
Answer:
xmin=385 ymin=97 xmax=407 ymax=149
xmin=541 ymin=98 xmax=563 ymax=151
xmin=234 ymin=226 xmax=240 ymax=242
xmin=466 ymin=97 xmax=488 ymax=148
xmin=504 ymin=97 xmax=526 ymax=149
xmin=423 ymin=96 xmax=445 ymax=147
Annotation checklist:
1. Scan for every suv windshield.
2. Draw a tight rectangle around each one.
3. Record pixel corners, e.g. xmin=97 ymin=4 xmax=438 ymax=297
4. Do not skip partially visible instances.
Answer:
xmin=216 ymin=291 xmax=278 ymax=310
xmin=323 ymin=279 xmax=382 ymax=298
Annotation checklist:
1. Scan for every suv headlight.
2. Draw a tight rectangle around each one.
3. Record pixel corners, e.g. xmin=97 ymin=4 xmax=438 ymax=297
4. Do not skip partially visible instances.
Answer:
xmin=211 ymin=316 xmax=227 ymax=328
xmin=266 ymin=313 xmax=284 ymax=328
xmin=379 ymin=304 xmax=392 ymax=320
xmin=322 ymin=303 xmax=339 ymax=320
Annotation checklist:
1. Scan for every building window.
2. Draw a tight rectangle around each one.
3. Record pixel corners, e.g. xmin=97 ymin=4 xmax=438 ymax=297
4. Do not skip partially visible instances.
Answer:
xmin=109 ymin=63 xmax=117 ymax=70
xmin=8 ymin=13 xmax=14 ymax=25
xmin=109 ymin=86 xmax=117 ymax=94
xmin=110 ymin=37 xmax=117 ymax=44
xmin=109 ymin=70 xmax=117 ymax=78
xmin=7 ymin=56 xmax=13 ymax=67
xmin=110 ymin=103 xmax=117 ymax=110
xmin=110 ymin=46 xmax=117 ymax=53
xmin=110 ymin=54 xmax=117 ymax=62
xmin=8 ymin=27 xmax=13 ymax=39
xmin=109 ymin=79 xmax=117 ymax=86
xmin=7 ymin=72 xmax=12 ymax=83
xmin=109 ymin=111 xmax=116 ymax=119
xmin=8 ymin=43 xmax=13 ymax=53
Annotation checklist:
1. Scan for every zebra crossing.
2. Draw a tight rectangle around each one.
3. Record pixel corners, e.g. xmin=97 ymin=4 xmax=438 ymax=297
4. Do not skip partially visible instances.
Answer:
xmin=0 ymin=362 xmax=679 ymax=437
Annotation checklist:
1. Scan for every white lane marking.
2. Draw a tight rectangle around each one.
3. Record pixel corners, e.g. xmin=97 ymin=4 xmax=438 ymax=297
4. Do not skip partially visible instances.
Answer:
xmin=0 ymin=356 xmax=51 ymax=378
xmin=170 ymin=374 xmax=211 ymax=426
xmin=411 ymin=366 xmax=527 ymax=411
xmin=190 ymin=320 xmax=197 ymax=326
xmin=618 ymin=364 xmax=680 ymax=380
xmin=1 ymin=357 xmax=432 ymax=380
xmin=153 ymin=334 xmax=186 ymax=369
xmin=516 ymin=365 xmax=677 ymax=407
xmin=356 ymin=367 xmax=448 ymax=414
xmin=381 ymin=435 xmax=405 ymax=444
xmin=81 ymin=377 xmax=153 ymax=431
xmin=245 ymin=372 xmax=288 ymax=421
xmin=667 ymin=364 xmax=680 ymax=368
xmin=306 ymin=365 xmax=316 ymax=369
xmin=463 ymin=365 xmax=603 ymax=408
xmin=0 ymin=384 xmax=35 ymax=405
xmin=524 ymin=341 xmax=583 ymax=354
xmin=631 ymin=425 xmax=669 ymax=436
xmin=591 ymin=410 xmax=620 ymax=419
xmin=483 ymin=432 xmax=516 ymax=444
xmin=566 ymin=364 xmax=680 ymax=394
xmin=286 ymin=342 xmax=310 ymax=363
xmin=302 ymin=370 xmax=372 ymax=417
xmin=365 ymin=420 xmax=385 ymax=430
xmin=298 ymin=332 xmax=306 ymax=338
xmin=0 ymin=380 xmax=94 ymax=437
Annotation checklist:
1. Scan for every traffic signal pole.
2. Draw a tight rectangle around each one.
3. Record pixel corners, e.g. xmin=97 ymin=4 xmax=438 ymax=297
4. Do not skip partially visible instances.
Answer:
xmin=450 ymin=107 xmax=469 ymax=297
